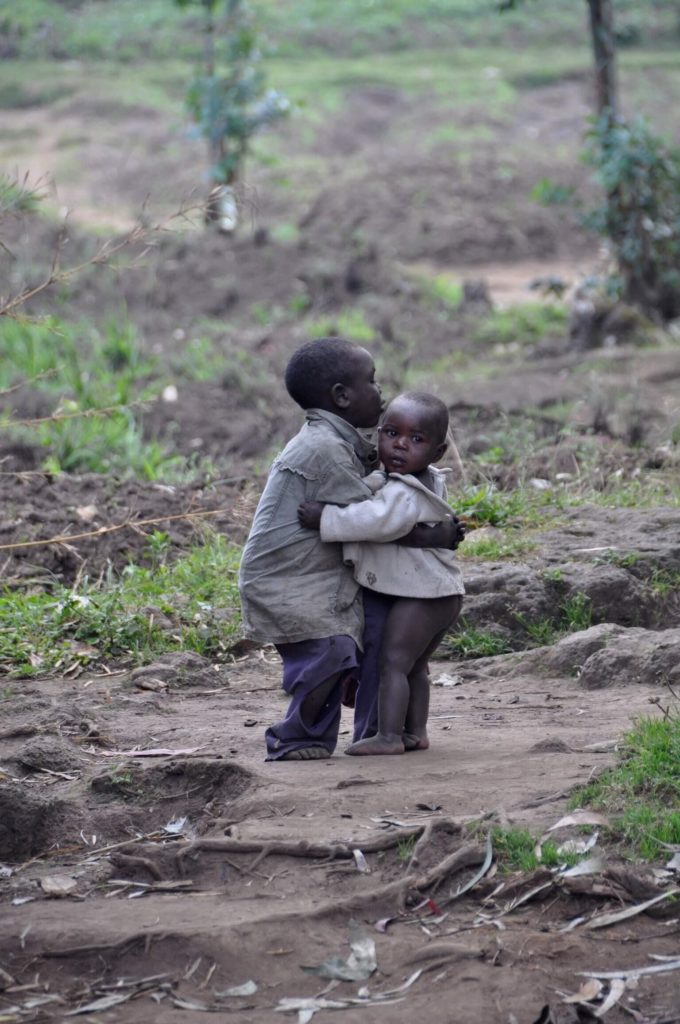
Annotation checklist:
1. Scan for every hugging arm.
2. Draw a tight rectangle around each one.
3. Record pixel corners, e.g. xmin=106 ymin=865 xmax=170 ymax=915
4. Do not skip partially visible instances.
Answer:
xmin=301 ymin=497 xmax=464 ymax=548
xmin=398 ymin=517 xmax=466 ymax=550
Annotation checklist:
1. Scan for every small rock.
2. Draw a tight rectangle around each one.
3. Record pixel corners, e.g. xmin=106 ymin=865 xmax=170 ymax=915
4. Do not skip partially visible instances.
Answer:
xmin=529 ymin=738 xmax=571 ymax=753
xmin=17 ymin=736 xmax=81 ymax=773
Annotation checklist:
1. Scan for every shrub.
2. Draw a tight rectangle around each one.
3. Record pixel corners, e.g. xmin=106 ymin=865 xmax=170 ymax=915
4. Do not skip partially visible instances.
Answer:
xmin=584 ymin=111 xmax=680 ymax=321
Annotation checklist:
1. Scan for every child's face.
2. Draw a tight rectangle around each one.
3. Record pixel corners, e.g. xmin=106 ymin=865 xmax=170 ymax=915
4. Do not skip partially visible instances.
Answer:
xmin=341 ymin=349 xmax=384 ymax=428
xmin=379 ymin=398 xmax=446 ymax=476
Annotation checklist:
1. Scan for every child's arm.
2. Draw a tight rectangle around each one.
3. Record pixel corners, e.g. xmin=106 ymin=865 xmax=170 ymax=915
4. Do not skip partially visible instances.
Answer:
xmin=301 ymin=486 xmax=421 ymax=544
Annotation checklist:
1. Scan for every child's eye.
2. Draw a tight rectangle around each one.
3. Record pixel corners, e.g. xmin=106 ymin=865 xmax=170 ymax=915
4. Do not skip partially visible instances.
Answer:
xmin=412 ymin=435 xmax=423 ymax=443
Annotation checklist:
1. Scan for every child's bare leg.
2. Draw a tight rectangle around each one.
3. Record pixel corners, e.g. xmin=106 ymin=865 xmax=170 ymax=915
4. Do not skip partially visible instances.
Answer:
xmin=402 ymin=656 xmax=432 ymax=750
xmin=403 ymin=596 xmax=462 ymax=750
xmin=346 ymin=596 xmax=459 ymax=756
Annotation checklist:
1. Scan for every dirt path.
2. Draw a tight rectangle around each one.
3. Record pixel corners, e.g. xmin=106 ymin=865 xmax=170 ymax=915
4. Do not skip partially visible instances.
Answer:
xmin=1 ymin=651 xmax=678 ymax=1023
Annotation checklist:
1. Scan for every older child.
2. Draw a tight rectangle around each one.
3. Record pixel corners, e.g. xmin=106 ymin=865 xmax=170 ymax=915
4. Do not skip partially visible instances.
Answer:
xmin=239 ymin=340 xmax=462 ymax=761
xmin=298 ymin=392 xmax=464 ymax=756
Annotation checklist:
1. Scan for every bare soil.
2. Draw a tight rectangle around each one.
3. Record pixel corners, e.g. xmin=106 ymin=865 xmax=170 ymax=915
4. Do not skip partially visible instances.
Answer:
xmin=1 ymin=66 xmax=680 ymax=1024
xmin=1 ymin=647 xmax=679 ymax=1024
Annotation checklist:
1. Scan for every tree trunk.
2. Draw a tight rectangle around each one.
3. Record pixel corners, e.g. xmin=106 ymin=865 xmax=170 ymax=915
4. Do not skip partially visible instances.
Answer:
xmin=587 ymin=0 xmax=618 ymax=117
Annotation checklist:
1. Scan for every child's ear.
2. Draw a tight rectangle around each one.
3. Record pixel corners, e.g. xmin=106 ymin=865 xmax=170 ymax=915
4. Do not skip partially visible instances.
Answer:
xmin=330 ymin=382 xmax=350 ymax=409
xmin=433 ymin=441 xmax=448 ymax=462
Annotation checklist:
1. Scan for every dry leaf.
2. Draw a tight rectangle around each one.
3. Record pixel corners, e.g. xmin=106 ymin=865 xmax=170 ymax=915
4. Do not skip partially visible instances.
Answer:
xmin=214 ymin=980 xmax=257 ymax=997
xmin=560 ymin=855 xmax=605 ymax=878
xmin=41 ymin=876 xmax=77 ymax=898
xmin=562 ymin=978 xmax=603 ymax=1004
xmin=65 ymin=993 xmax=132 ymax=1015
xmin=585 ymin=887 xmax=679 ymax=930
xmin=594 ymin=978 xmax=627 ymax=1018
xmin=547 ymin=810 xmax=611 ymax=832
xmin=432 ymin=673 xmax=462 ymax=687
xmin=76 ymin=504 xmax=98 ymax=523
xmin=352 ymin=849 xmax=370 ymax=873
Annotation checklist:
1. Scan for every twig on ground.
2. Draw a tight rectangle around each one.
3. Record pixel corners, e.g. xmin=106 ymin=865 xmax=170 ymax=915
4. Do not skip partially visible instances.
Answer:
xmin=0 ymin=201 xmax=203 ymax=319
xmin=4 ymin=400 xmax=149 ymax=428
xmin=0 ymin=369 xmax=59 ymax=397
xmin=0 ymin=506 xmax=232 ymax=553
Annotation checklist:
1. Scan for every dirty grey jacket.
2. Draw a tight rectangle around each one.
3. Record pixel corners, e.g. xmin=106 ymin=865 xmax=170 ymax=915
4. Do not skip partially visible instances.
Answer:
xmin=238 ymin=410 xmax=378 ymax=646
xmin=320 ymin=468 xmax=465 ymax=598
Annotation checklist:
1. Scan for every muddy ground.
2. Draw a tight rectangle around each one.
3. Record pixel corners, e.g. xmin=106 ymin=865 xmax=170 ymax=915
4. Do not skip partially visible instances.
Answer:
xmin=1 ymin=50 xmax=680 ymax=1024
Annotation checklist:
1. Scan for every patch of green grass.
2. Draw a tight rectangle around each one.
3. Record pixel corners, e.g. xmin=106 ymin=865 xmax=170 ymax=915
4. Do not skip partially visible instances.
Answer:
xmin=0 ymin=315 xmax=207 ymax=480
xmin=511 ymin=591 xmax=593 ymax=650
xmin=473 ymin=302 xmax=568 ymax=347
xmin=13 ymin=0 xmax=678 ymax=67
xmin=287 ymin=291 xmax=312 ymax=315
xmin=169 ymin=336 xmax=227 ymax=383
xmin=0 ymin=316 xmax=187 ymax=479
xmin=570 ymin=714 xmax=680 ymax=861
xmin=307 ymin=308 xmax=376 ymax=344
xmin=424 ymin=275 xmax=464 ymax=309
xmin=0 ymin=81 xmax=74 ymax=109
xmin=590 ymin=479 xmax=680 ymax=509
xmin=0 ymin=174 xmax=44 ymax=215
xmin=510 ymin=68 xmax=576 ymax=90
xmin=594 ymin=550 xmax=642 ymax=569
xmin=397 ymin=835 xmax=416 ymax=861
xmin=271 ymin=222 xmax=300 ymax=245
xmin=490 ymin=827 xmax=579 ymax=872
xmin=108 ymin=767 xmax=135 ymax=787
xmin=441 ymin=622 xmax=512 ymax=659
xmin=454 ymin=485 xmax=529 ymax=528
xmin=0 ymin=531 xmax=244 ymax=677
xmin=560 ymin=592 xmax=592 ymax=632
xmin=460 ymin=532 xmax=536 ymax=559
xmin=513 ymin=614 xmax=559 ymax=647
xmin=647 ymin=568 xmax=680 ymax=598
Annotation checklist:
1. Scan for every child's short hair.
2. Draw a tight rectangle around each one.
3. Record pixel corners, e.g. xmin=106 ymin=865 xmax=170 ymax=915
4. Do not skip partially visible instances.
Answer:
xmin=285 ymin=337 xmax=359 ymax=410
xmin=399 ymin=391 xmax=449 ymax=443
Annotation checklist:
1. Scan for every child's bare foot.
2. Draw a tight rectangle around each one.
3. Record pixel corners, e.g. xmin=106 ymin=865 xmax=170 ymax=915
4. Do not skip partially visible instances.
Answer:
xmin=345 ymin=735 xmax=405 ymax=756
xmin=403 ymin=732 xmax=430 ymax=751
xmin=279 ymin=746 xmax=330 ymax=760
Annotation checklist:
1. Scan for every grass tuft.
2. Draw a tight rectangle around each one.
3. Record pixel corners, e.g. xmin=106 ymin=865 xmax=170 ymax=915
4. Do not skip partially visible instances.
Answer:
xmin=473 ymin=302 xmax=568 ymax=348
xmin=570 ymin=713 xmax=680 ymax=861
xmin=0 ymin=530 xmax=244 ymax=677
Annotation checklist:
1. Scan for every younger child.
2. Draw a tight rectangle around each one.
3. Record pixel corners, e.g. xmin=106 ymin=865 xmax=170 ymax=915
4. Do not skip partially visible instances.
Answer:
xmin=298 ymin=391 xmax=464 ymax=755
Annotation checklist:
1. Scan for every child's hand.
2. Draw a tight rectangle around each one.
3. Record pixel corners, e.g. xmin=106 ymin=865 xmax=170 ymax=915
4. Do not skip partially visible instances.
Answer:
xmin=298 ymin=501 xmax=324 ymax=530
xmin=449 ymin=515 xmax=466 ymax=548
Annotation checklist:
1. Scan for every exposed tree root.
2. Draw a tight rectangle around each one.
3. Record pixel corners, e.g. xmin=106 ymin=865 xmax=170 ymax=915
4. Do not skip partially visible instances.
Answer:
xmin=110 ymin=852 xmax=164 ymax=881
xmin=175 ymin=824 xmax=428 ymax=875
xmin=308 ymin=841 xmax=487 ymax=916
xmin=39 ymin=932 xmax=163 ymax=959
